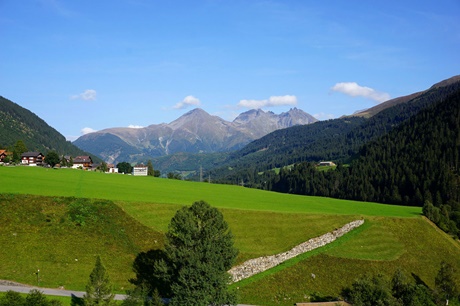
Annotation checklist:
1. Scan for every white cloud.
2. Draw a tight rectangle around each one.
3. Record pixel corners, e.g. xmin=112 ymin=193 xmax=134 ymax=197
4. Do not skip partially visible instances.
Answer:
xmin=128 ymin=125 xmax=144 ymax=129
xmin=238 ymin=95 xmax=297 ymax=109
xmin=331 ymin=82 xmax=390 ymax=103
xmin=314 ymin=112 xmax=336 ymax=120
xmin=71 ymin=89 xmax=97 ymax=101
xmin=81 ymin=127 xmax=97 ymax=135
xmin=173 ymin=95 xmax=201 ymax=109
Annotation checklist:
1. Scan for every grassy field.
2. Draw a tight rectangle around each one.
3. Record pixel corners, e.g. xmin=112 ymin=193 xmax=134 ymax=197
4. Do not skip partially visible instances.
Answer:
xmin=0 ymin=166 xmax=420 ymax=217
xmin=1 ymin=166 xmax=459 ymax=305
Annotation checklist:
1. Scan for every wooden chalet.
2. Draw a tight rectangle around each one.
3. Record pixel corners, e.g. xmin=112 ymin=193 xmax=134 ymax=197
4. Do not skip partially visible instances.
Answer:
xmin=21 ymin=152 xmax=44 ymax=166
xmin=72 ymin=156 xmax=93 ymax=169
xmin=0 ymin=150 xmax=12 ymax=163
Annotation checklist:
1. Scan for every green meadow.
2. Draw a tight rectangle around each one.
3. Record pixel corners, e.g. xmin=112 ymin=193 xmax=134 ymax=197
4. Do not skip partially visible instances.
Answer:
xmin=1 ymin=166 xmax=459 ymax=306
xmin=0 ymin=166 xmax=419 ymax=217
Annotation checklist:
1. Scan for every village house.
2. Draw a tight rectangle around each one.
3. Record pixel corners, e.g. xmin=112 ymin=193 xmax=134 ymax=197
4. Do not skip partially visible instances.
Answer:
xmin=107 ymin=163 xmax=117 ymax=173
xmin=132 ymin=164 xmax=148 ymax=176
xmin=0 ymin=150 xmax=12 ymax=163
xmin=21 ymin=152 xmax=44 ymax=166
xmin=72 ymin=156 xmax=93 ymax=169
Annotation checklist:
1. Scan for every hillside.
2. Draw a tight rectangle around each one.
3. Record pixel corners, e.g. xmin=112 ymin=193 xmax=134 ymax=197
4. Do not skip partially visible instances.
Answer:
xmin=266 ymin=84 xmax=460 ymax=238
xmin=349 ymin=75 xmax=460 ymax=118
xmin=0 ymin=96 xmax=99 ymax=160
xmin=73 ymin=108 xmax=317 ymax=165
xmin=0 ymin=168 xmax=459 ymax=305
xmin=0 ymin=194 xmax=164 ymax=291
xmin=210 ymin=75 xmax=460 ymax=184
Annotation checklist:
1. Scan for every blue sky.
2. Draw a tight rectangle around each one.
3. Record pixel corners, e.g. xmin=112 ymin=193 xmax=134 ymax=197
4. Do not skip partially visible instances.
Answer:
xmin=1 ymin=0 xmax=459 ymax=141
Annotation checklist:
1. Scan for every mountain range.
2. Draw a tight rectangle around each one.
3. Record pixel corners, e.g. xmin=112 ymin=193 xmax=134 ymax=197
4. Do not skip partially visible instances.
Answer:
xmin=73 ymin=108 xmax=318 ymax=164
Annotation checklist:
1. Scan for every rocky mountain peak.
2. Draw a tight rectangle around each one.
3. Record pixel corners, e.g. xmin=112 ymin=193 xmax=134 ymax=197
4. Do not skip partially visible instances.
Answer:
xmin=74 ymin=107 xmax=318 ymax=164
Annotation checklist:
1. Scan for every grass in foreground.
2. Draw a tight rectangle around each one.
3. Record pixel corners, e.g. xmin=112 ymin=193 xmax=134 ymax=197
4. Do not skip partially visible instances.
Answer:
xmin=235 ymin=217 xmax=460 ymax=306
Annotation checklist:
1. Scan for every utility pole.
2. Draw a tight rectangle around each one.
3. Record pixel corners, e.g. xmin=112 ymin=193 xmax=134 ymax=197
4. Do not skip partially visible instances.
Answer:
xmin=200 ymin=165 xmax=203 ymax=182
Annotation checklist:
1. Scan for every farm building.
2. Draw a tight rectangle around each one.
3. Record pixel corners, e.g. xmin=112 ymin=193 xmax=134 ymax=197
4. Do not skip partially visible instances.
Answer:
xmin=132 ymin=164 xmax=148 ymax=176
xmin=318 ymin=161 xmax=336 ymax=167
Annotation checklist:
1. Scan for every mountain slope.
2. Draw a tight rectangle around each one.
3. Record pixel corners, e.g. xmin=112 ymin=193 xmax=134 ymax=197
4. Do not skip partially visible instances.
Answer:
xmin=73 ymin=108 xmax=317 ymax=164
xmin=268 ymin=84 xmax=460 ymax=236
xmin=350 ymin=75 xmax=460 ymax=118
xmin=210 ymin=76 xmax=460 ymax=183
xmin=0 ymin=96 xmax=98 ymax=159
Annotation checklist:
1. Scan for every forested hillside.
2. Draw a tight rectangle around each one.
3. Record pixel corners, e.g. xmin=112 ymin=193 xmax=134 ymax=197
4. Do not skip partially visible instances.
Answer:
xmin=269 ymin=88 xmax=460 ymax=237
xmin=0 ymin=96 xmax=99 ymax=159
xmin=211 ymin=77 xmax=460 ymax=185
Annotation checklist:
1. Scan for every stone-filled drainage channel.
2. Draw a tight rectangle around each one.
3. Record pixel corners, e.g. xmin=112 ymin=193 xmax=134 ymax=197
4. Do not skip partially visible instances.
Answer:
xmin=228 ymin=219 xmax=365 ymax=283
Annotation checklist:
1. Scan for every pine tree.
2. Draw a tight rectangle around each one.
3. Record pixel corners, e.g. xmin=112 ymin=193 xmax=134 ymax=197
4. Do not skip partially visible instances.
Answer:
xmin=162 ymin=201 xmax=238 ymax=306
xmin=84 ymin=256 xmax=115 ymax=306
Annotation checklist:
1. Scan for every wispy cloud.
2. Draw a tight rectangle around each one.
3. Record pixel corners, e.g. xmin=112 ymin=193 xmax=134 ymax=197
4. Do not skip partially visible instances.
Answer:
xmin=331 ymin=82 xmax=390 ymax=103
xmin=173 ymin=95 xmax=201 ymax=109
xmin=81 ymin=127 xmax=97 ymax=135
xmin=71 ymin=89 xmax=97 ymax=101
xmin=128 ymin=125 xmax=143 ymax=129
xmin=238 ymin=95 xmax=297 ymax=109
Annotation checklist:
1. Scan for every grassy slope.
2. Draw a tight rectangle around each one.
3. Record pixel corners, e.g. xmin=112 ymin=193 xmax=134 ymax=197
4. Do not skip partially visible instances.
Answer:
xmin=236 ymin=217 xmax=460 ymax=305
xmin=1 ymin=167 xmax=459 ymax=305
xmin=0 ymin=194 xmax=164 ymax=292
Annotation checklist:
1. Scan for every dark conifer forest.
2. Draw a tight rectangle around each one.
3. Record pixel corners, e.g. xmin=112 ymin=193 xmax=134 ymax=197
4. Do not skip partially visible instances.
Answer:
xmin=211 ymin=81 xmax=460 ymax=237
xmin=271 ymin=90 xmax=460 ymax=236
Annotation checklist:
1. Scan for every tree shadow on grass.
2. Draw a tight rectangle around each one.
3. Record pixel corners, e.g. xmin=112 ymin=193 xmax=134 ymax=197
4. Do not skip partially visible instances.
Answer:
xmin=411 ymin=272 xmax=429 ymax=287
xmin=70 ymin=294 xmax=84 ymax=306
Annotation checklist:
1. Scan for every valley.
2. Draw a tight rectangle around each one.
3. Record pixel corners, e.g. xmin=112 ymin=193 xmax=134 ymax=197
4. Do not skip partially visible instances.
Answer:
xmin=1 ymin=167 xmax=459 ymax=305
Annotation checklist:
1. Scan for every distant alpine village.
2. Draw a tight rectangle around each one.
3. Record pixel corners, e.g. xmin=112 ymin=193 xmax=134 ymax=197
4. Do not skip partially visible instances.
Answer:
xmin=0 ymin=149 xmax=337 ymax=178
xmin=0 ymin=150 xmax=152 ymax=176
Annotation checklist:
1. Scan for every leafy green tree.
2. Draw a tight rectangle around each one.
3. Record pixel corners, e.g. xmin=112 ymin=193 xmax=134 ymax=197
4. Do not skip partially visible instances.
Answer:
xmin=0 ymin=290 xmax=25 ymax=306
xmin=0 ymin=290 xmax=63 ymax=306
xmin=147 ymin=160 xmax=154 ymax=176
xmin=129 ymin=249 xmax=170 ymax=296
xmin=117 ymin=162 xmax=132 ymax=174
xmin=435 ymin=261 xmax=459 ymax=305
xmin=391 ymin=269 xmax=435 ymax=306
xmin=121 ymin=285 xmax=154 ymax=306
xmin=26 ymin=289 xmax=54 ymax=306
xmin=83 ymin=256 xmax=115 ymax=306
xmin=167 ymin=172 xmax=181 ymax=180
xmin=98 ymin=161 xmax=108 ymax=172
xmin=60 ymin=155 xmax=68 ymax=167
xmin=343 ymin=274 xmax=401 ymax=306
xmin=154 ymin=201 xmax=238 ymax=306
xmin=45 ymin=151 xmax=60 ymax=168
xmin=12 ymin=140 xmax=27 ymax=163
